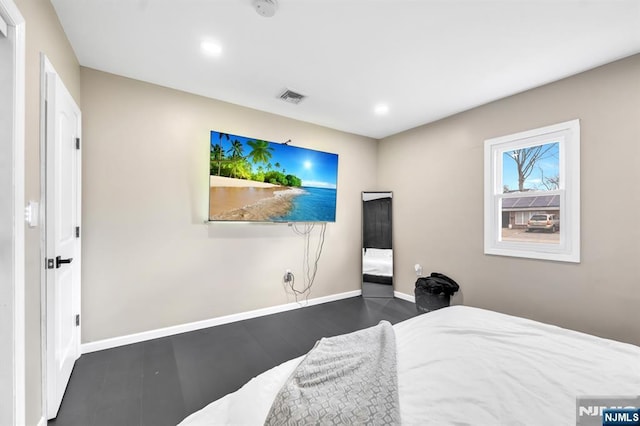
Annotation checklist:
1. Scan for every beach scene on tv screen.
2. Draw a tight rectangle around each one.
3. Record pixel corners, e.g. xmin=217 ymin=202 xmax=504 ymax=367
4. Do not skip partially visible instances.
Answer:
xmin=209 ymin=131 xmax=339 ymax=222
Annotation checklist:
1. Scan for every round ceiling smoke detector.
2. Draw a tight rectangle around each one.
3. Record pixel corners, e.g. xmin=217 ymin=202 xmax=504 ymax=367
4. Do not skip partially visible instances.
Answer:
xmin=252 ymin=0 xmax=278 ymax=17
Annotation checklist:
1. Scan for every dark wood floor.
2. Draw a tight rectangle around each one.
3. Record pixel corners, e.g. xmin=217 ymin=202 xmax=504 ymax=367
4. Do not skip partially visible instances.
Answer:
xmin=49 ymin=296 xmax=418 ymax=426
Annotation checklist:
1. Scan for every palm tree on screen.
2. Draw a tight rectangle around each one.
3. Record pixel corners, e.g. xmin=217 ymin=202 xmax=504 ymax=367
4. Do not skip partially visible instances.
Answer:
xmin=247 ymin=139 xmax=274 ymax=166
xmin=227 ymin=139 xmax=244 ymax=159
xmin=211 ymin=144 xmax=224 ymax=176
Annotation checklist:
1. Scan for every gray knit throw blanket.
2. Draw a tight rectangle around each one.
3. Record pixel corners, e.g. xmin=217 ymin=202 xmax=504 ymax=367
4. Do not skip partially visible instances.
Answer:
xmin=264 ymin=320 xmax=400 ymax=426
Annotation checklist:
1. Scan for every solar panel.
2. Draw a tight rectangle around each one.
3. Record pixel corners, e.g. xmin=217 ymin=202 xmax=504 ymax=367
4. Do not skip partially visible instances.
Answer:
xmin=502 ymin=194 xmax=560 ymax=209
xmin=530 ymin=195 xmax=552 ymax=207
xmin=502 ymin=198 xmax=517 ymax=208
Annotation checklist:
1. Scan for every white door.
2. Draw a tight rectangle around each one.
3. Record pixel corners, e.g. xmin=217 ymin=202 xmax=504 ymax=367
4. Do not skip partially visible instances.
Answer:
xmin=44 ymin=57 xmax=82 ymax=420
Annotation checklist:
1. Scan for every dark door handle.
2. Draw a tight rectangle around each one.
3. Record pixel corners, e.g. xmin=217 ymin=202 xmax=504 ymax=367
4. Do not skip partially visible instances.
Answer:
xmin=56 ymin=256 xmax=73 ymax=269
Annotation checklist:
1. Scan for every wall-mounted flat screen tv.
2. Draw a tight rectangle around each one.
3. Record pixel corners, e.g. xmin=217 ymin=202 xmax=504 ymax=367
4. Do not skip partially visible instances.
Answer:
xmin=209 ymin=130 xmax=339 ymax=222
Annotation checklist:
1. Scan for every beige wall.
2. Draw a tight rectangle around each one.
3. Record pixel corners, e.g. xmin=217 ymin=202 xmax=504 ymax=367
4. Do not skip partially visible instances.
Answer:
xmin=14 ymin=0 xmax=81 ymax=423
xmin=379 ymin=54 xmax=640 ymax=345
xmin=79 ymin=67 xmax=378 ymax=342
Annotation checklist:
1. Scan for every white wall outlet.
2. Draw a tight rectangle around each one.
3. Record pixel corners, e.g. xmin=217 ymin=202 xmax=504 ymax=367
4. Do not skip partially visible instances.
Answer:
xmin=414 ymin=263 xmax=423 ymax=276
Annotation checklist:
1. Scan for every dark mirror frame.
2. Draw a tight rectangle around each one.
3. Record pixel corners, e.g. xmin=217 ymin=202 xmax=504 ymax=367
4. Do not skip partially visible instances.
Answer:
xmin=362 ymin=191 xmax=394 ymax=298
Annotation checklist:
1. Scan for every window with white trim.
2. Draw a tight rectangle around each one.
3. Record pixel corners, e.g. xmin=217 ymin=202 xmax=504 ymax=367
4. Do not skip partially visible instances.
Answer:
xmin=514 ymin=212 xmax=530 ymax=226
xmin=484 ymin=119 xmax=580 ymax=262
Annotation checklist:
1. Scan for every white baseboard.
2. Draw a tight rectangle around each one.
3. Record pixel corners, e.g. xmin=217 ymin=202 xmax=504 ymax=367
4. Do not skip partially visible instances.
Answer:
xmin=394 ymin=291 xmax=415 ymax=303
xmin=81 ymin=290 xmax=362 ymax=354
xmin=36 ymin=416 xmax=46 ymax=426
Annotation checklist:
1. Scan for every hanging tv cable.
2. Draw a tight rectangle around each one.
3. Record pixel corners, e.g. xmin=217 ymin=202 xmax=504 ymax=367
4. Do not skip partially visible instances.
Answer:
xmin=284 ymin=222 xmax=327 ymax=305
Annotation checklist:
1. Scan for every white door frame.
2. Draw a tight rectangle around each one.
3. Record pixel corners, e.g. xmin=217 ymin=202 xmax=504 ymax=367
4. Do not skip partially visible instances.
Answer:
xmin=0 ymin=0 xmax=25 ymax=425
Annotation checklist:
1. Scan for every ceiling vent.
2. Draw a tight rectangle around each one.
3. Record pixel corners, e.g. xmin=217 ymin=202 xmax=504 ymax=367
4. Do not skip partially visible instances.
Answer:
xmin=278 ymin=89 xmax=306 ymax=105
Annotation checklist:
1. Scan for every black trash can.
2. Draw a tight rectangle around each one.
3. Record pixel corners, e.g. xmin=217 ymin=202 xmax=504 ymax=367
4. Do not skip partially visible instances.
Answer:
xmin=415 ymin=273 xmax=459 ymax=314
xmin=415 ymin=287 xmax=450 ymax=313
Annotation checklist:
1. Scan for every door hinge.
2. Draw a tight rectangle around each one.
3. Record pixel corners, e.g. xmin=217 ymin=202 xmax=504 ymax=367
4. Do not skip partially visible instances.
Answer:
xmin=46 ymin=258 xmax=55 ymax=269
xmin=75 ymin=314 xmax=80 ymax=327
xmin=75 ymin=137 xmax=80 ymax=150
xmin=75 ymin=226 xmax=80 ymax=238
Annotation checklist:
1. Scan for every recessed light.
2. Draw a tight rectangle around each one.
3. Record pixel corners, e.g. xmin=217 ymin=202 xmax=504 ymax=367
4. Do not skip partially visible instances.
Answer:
xmin=374 ymin=103 xmax=389 ymax=115
xmin=201 ymin=40 xmax=223 ymax=57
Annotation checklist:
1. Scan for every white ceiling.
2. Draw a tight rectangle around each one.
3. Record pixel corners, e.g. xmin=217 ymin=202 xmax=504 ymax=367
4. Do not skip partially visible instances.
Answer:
xmin=50 ymin=0 xmax=640 ymax=139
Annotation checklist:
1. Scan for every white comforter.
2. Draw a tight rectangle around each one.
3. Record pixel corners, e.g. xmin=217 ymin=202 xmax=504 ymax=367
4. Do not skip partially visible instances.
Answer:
xmin=179 ymin=306 xmax=640 ymax=425
xmin=362 ymin=248 xmax=393 ymax=277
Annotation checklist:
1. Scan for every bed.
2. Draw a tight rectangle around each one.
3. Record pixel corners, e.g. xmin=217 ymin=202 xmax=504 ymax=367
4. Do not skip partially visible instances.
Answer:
xmin=179 ymin=305 xmax=640 ymax=425
xmin=362 ymin=247 xmax=393 ymax=285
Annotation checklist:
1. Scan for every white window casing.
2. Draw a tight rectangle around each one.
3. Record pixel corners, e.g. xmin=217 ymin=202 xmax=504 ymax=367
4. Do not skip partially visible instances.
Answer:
xmin=484 ymin=119 xmax=580 ymax=263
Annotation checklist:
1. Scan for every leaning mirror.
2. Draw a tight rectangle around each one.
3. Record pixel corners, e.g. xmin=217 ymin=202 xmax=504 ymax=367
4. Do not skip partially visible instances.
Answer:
xmin=362 ymin=192 xmax=393 ymax=298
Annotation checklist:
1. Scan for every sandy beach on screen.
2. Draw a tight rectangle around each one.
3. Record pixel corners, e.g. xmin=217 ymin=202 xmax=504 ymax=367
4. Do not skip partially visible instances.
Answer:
xmin=209 ymin=176 xmax=304 ymax=221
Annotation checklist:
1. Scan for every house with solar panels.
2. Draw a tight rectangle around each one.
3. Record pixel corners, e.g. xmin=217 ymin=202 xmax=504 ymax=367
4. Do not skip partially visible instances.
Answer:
xmin=501 ymin=194 xmax=560 ymax=229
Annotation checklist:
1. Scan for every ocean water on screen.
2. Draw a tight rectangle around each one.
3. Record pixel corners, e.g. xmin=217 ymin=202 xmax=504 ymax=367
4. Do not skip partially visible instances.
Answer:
xmin=275 ymin=187 xmax=337 ymax=222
